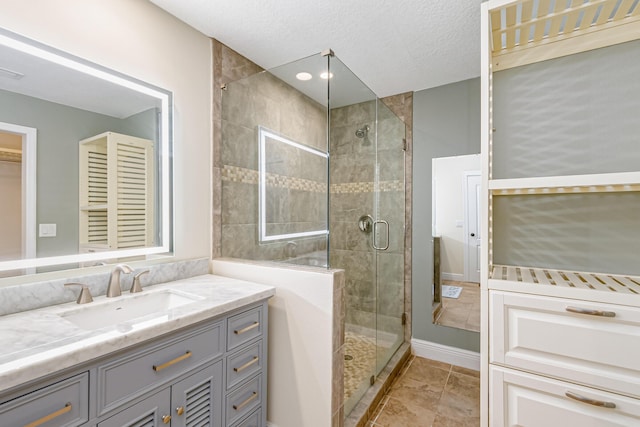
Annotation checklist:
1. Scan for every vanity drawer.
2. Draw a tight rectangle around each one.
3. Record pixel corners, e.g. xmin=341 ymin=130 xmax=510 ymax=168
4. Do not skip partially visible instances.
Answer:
xmin=0 ymin=372 xmax=89 ymax=427
xmin=226 ymin=374 xmax=262 ymax=426
xmin=490 ymin=365 xmax=640 ymax=427
xmin=227 ymin=306 xmax=263 ymax=351
xmin=231 ymin=407 xmax=261 ymax=427
xmin=227 ymin=341 xmax=263 ymax=390
xmin=97 ymin=320 xmax=223 ymax=414
xmin=490 ymin=291 xmax=640 ymax=398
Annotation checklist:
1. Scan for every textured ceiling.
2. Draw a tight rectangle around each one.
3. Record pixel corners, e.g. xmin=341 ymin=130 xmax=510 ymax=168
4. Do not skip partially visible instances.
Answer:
xmin=150 ymin=0 xmax=482 ymax=97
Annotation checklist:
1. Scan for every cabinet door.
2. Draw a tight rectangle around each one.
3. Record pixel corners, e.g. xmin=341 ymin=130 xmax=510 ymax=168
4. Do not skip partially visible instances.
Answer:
xmin=171 ymin=361 xmax=223 ymax=427
xmin=98 ymin=388 xmax=171 ymax=427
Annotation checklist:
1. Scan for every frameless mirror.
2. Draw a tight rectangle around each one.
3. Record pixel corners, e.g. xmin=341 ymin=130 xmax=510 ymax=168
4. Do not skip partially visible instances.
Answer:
xmin=0 ymin=28 xmax=172 ymax=277
xmin=431 ymin=154 xmax=481 ymax=332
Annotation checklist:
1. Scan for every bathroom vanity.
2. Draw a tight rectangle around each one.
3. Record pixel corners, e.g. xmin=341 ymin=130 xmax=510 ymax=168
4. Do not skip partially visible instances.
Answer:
xmin=0 ymin=275 xmax=274 ymax=427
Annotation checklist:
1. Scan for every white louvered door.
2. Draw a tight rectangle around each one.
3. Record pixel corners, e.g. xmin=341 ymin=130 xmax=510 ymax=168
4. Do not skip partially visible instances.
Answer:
xmin=79 ymin=132 xmax=154 ymax=253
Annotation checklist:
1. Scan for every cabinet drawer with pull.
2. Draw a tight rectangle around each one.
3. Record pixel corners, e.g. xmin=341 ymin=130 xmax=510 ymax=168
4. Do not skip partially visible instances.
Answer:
xmin=0 ymin=372 xmax=88 ymax=427
xmin=490 ymin=291 xmax=640 ymax=398
xmin=227 ymin=306 xmax=263 ymax=351
xmin=227 ymin=341 xmax=263 ymax=390
xmin=490 ymin=365 xmax=640 ymax=427
xmin=226 ymin=374 xmax=262 ymax=426
xmin=231 ymin=407 xmax=261 ymax=427
xmin=96 ymin=321 xmax=223 ymax=415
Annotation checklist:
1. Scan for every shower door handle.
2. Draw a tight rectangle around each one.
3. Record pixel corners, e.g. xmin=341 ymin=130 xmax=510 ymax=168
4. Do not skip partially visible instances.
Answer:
xmin=372 ymin=220 xmax=389 ymax=251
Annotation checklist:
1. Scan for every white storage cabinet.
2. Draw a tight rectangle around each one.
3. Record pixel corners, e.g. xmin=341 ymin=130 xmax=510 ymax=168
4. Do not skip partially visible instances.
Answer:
xmin=480 ymin=1 xmax=640 ymax=426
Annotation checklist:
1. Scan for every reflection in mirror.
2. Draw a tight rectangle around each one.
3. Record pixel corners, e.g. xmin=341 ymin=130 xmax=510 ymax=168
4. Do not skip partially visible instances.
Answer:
xmin=258 ymin=126 xmax=328 ymax=243
xmin=0 ymin=28 xmax=172 ymax=277
xmin=431 ymin=154 xmax=481 ymax=332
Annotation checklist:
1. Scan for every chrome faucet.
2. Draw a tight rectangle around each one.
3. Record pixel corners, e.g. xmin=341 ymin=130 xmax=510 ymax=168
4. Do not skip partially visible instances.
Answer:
xmin=107 ymin=264 xmax=133 ymax=297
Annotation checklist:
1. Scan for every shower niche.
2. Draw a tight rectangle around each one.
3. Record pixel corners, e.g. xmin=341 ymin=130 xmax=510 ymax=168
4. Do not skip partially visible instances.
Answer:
xmin=220 ymin=50 xmax=407 ymax=421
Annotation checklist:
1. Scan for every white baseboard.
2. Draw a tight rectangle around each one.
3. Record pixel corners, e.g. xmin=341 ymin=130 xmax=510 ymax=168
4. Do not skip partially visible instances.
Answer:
xmin=411 ymin=338 xmax=480 ymax=371
xmin=441 ymin=272 xmax=464 ymax=282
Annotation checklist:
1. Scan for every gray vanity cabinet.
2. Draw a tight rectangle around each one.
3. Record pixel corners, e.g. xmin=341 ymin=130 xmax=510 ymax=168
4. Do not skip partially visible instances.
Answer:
xmin=0 ymin=372 xmax=89 ymax=427
xmin=98 ymin=362 xmax=223 ymax=427
xmin=0 ymin=299 xmax=268 ymax=427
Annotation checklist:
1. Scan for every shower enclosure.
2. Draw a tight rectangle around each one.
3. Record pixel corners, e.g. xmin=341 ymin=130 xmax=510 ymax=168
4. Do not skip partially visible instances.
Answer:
xmin=220 ymin=51 xmax=405 ymax=418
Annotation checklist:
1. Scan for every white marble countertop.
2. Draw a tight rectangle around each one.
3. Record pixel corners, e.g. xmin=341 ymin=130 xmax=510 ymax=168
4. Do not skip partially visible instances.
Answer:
xmin=0 ymin=274 xmax=275 ymax=394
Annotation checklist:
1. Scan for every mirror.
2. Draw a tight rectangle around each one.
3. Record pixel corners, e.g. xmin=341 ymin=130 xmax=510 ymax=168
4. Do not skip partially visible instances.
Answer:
xmin=0 ymin=28 xmax=172 ymax=277
xmin=258 ymin=126 xmax=328 ymax=243
xmin=432 ymin=154 xmax=480 ymax=332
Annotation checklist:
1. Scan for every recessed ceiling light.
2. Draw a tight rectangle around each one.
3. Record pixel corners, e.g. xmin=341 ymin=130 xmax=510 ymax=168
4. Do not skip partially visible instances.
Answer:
xmin=296 ymin=72 xmax=312 ymax=81
xmin=320 ymin=72 xmax=334 ymax=80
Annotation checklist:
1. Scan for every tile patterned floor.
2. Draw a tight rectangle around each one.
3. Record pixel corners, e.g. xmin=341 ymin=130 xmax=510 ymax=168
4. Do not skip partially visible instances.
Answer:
xmin=435 ymin=280 xmax=481 ymax=332
xmin=367 ymin=356 xmax=480 ymax=427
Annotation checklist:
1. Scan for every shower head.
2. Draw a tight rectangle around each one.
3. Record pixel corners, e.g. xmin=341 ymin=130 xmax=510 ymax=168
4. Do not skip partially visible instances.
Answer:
xmin=355 ymin=125 xmax=370 ymax=139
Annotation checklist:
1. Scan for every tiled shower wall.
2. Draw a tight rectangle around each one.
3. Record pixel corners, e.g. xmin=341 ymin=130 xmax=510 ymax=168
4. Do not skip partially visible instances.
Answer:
xmin=380 ymin=92 xmax=413 ymax=344
xmin=213 ymin=41 xmax=328 ymax=260
xmin=329 ymin=101 xmax=406 ymax=333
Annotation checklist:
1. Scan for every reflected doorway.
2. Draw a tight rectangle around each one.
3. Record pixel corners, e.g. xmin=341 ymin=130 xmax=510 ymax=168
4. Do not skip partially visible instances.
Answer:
xmin=0 ymin=122 xmax=36 ymax=271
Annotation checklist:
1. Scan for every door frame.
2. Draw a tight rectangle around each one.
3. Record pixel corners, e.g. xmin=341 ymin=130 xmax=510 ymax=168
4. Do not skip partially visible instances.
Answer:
xmin=463 ymin=171 xmax=481 ymax=283
xmin=0 ymin=121 xmax=37 ymax=260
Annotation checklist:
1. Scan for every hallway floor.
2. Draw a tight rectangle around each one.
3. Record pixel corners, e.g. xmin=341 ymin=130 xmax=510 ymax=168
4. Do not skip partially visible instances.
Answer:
xmin=435 ymin=280 xmax=481 ymax=332
xmin=367 ymin=356 xmax=480 ymax=426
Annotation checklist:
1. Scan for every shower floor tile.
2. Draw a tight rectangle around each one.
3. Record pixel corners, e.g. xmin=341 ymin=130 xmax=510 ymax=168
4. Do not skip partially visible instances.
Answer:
xmin=343 ymin=328 xmax=399 ymax=412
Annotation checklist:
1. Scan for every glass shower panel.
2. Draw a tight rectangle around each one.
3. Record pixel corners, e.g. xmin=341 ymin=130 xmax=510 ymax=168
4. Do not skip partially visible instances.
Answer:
xmin=220 ymin=54 xmax=329 ymax=265
xmin=327 ymin=56 xmax=379 ymax=416
xmin=374 ymin=100 xmax=405 ymax=374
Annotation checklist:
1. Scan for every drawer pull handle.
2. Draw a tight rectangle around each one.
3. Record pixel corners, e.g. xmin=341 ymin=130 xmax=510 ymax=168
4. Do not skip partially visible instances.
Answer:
xmin=24 ymin=402 xmax=72 ymax=427
xmin=234 ymin=356 xmax=259 ymax=373
xmin=234 ymin=321 xmax=260 ymax=335
xmin=153 ymin=351 xmax=192 ymax=372
xmin=162 ymin=414 xmax=172 ymax=424
xmin=176 ymin=406 xmax=185 ymax=415
xmin=565 ymin=391 xmax=616 ymax=408
xmin=233 ymin=392 xmax=258 ymax=411
xmin=566 ymin=306 xmax=616 ymax=318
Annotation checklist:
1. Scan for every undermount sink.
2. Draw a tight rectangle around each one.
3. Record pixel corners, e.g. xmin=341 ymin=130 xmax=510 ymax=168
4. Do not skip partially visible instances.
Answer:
xmin=59 ymin=289 xmax=203 ymax=330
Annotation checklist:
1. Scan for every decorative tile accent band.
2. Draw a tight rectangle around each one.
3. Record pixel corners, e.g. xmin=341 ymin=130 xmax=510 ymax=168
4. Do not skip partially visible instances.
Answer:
xmin=331 ymin=180 xmax=404 ymax=193
xmin=222 ymin=164 xmax=327 ymax=192
xmin=222 ymin=165 xmax=404 ymax=193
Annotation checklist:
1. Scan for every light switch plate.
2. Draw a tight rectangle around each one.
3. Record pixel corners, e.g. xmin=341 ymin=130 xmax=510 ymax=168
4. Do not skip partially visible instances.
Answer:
xmin=39 ymin=223 xmax=57 ymax=237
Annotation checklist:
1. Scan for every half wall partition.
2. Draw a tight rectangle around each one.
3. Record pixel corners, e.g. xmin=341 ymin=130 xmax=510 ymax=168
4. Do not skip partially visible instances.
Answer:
xmin=220 ymin=51 xmax=405 ymax=418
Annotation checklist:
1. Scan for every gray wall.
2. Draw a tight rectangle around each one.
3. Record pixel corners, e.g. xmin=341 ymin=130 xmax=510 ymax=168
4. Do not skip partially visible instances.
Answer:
xmin=412 ymin=78 xmax=481 ymax=352
xmin=0 ymin=89 xmax=155 ymax=259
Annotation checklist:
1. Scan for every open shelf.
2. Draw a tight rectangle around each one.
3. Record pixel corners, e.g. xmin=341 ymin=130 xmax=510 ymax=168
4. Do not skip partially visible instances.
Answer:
xmin=489 ymin=171 xmax=640 ymax=195
xmin=489 ymin=264 xmax=640 ymax=306
xmin=489 ymin=0 xmax=640 ymax=71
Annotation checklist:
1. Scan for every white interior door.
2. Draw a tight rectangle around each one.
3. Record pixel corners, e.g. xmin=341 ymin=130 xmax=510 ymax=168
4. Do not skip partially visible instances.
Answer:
xmin=464 ymin=172 xmax=481 ymax=283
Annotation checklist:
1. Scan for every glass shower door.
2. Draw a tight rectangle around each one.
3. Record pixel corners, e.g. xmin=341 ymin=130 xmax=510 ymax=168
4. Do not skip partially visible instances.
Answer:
xmin=329 ymin=56 xmax=405 ymax=416
xmin=374 ymin=100 xmax=405 ymax=374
